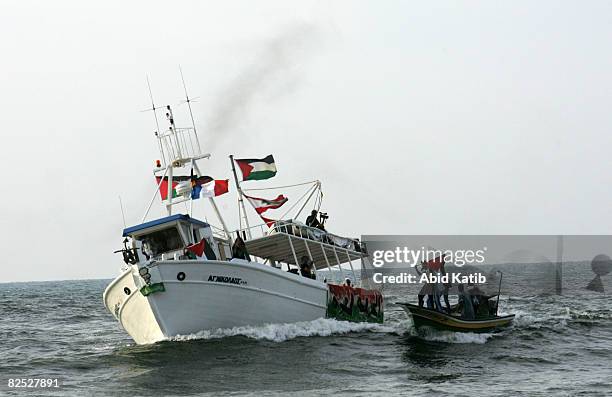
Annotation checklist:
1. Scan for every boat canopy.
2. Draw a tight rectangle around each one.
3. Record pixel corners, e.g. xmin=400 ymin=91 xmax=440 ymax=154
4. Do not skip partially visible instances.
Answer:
xmin=122 ymin=214 xmax=209 ymax=237
xmin=241 ymin=221 xmax=365 ymax=269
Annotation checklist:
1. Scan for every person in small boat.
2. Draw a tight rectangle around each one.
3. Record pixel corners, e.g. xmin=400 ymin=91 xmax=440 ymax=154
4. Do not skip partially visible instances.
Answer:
xmin=467 ymin=283 xmax=485 ymax=314
xmin=431 ymin=281 xmax=444 ymax=312
xmin=231 ymin=234 xmax=251 ymax=262
xmin=415 ymin=261 xmax=436 ymax=309
xmin=442 ymin=282 xmax=452 ymax=314
xmin=415 ymin=261 xmax=426 ymax=307
xmin=439 ymin=262 xmax=452 ymax=313
xmin=458 ymin=284 xmax=475 ymax=320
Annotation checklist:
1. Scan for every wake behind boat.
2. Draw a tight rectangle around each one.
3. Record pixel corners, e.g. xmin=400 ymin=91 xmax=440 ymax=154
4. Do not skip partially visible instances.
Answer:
xmin=102 ymin=77 xmax=382 ymax=344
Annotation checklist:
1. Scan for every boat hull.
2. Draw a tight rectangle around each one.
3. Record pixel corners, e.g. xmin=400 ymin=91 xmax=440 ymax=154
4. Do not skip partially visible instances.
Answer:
xmin=398 ymin=303 xmax=514 ymax=333
xmin=104 ymin=259 xmax=328 ymax=344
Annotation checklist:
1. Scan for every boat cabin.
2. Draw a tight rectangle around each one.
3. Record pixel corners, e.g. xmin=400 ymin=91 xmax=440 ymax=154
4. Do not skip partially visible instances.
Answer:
xmin=122 ymin=214 xmax=230 ymax=261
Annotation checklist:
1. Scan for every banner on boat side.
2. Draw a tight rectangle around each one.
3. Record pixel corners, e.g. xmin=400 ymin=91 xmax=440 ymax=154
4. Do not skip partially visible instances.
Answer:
xmin=360 ymin=235 xmax=612 ymax=296
xmin=326 ymin=284 xmax=384 ymax=323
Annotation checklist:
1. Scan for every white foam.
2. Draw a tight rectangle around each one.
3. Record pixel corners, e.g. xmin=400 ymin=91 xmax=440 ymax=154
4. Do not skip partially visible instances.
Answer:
xmin=506 ymin=307 xmax=570 ymax=329
xmin=410 ymin=327 xmax=495 ymax=344
xmin=171 ymin=318 xmax=398 ymax=343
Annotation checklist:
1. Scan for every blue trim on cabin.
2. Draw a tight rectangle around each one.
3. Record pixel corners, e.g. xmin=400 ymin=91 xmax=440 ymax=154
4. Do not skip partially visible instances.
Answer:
xmin=122 ymin=214 xmax=209 ymax=237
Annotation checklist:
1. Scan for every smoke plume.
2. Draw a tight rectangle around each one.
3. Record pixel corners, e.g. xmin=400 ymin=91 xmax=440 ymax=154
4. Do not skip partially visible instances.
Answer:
xmin=205 ymin=22 xmax=323 ymax=149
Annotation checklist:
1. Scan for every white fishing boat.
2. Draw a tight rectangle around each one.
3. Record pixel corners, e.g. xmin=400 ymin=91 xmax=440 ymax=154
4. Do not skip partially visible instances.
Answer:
xmin=103 ymin=77 xmax=383 ymax=344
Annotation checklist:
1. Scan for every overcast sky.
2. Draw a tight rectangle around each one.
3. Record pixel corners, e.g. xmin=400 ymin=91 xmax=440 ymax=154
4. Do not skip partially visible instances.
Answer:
xmin=1 ymin=1 xmax=611 ymax=282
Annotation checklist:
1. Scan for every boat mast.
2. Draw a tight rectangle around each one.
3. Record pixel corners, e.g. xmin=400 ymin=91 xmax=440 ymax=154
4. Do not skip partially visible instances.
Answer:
xmin=145 ymin=76 xmax=167 ymax=168
xmin=179 ymin=65 xmax=202 ymax=154
xmin=141 ymin=70 xmax=231 ymax=239
xmin=229 ymin=155 xmax=252 ymax=238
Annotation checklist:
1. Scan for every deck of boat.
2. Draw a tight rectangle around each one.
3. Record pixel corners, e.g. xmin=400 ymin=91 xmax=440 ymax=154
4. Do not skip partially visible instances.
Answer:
xmin=240 ymin=220 xmax=366 ymax=268
xmin=245 ymin=229 xmax=365 ymax=267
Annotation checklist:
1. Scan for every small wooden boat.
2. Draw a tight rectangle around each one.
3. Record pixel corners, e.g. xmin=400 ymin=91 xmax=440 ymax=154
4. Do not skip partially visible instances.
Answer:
xmin=397 ymin=302 xmax=515 ymax=333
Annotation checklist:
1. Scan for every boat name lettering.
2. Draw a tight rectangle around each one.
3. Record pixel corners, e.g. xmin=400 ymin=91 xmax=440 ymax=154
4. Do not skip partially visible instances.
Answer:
xmin=208 ymin=275 xmax=247 ymax=285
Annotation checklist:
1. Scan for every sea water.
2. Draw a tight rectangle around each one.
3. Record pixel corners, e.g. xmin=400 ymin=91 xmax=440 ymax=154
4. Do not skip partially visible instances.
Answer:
xmin=1 ymin=263 xmax=611 ymax=396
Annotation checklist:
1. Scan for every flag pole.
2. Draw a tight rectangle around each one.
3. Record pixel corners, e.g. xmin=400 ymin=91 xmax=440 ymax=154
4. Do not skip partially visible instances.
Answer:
xmin=191 ymin=161 xmax=230 ymax=239
xmin=229 ymin=155 xmax=252 ymax=239
xmin=208 ymin=197 xmax=230 ymax=239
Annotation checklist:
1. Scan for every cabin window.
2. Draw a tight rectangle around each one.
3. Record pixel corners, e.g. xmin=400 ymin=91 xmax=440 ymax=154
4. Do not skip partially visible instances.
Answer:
xmin=140 ymin=227 xmax=184 ymax=256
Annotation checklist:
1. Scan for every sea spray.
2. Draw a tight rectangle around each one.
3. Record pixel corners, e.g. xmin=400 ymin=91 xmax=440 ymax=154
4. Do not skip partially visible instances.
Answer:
xmin=170 ymin=318 xmax=399 ymax=343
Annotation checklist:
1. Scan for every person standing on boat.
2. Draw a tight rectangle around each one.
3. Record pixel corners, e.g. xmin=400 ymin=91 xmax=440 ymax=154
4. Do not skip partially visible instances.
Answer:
xmin=458 ymin=284 xmax=475 ymax=320
xmin=231 ymin=234 xmax=251 ymax=262
xmin=415 ymin=261 xmax=432 ymax=308
xmin=442 ymin=282 xmax=452 ymax=314
xmin=306 ymin=210 xmax=325 ymax=230
xmin=299 ymin=256 xmax=315 ymax=279
xmin=416 ymin=258 xmax=444 ymax=311
xmin=440 ymin=261 xmax=452 ymax=313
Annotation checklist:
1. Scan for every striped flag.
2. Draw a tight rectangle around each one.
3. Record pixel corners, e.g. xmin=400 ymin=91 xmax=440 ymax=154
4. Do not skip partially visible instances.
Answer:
xmin=234 ymin=155 xmax=277 ymax=181
xmin=244 ymin=194 xmax=288 ymax=214
xmin=191 ymin=178 xmax=229 ymax=199
xmin=155 ymin=176 xmax=229 ymax=200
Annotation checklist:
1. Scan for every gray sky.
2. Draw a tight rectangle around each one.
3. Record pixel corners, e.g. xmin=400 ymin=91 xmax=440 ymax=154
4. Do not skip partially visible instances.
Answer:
xmin=1 ymin=1 xmax=611 ymax=282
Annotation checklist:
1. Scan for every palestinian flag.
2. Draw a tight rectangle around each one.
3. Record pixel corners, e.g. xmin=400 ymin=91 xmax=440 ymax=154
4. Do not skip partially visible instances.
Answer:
xmin=244 ymin=194 xmax=288 ymax=214
xmin=185 ymin=238 xmax=217 ymax=260
xmin=191 ymin=178 xmax=229 ymax=199
xmin=235 ymin=155 xmax=277 ymax=181
xmin=156 ymin=175 xmax=192 ymax=200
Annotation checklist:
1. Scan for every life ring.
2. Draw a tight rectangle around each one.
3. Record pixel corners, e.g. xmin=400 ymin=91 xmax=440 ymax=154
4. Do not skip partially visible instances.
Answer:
xmin=177 ymin=272 xmax=186 ymax=281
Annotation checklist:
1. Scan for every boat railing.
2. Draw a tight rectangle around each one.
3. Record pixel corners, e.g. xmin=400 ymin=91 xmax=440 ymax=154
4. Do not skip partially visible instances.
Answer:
xmin=157 ymin=126 xmax=203 ymax=165
xmin=210 ymin=224 xmax=229 ymax=240
xmin=235 ymin=220 xmax=363 ymax=252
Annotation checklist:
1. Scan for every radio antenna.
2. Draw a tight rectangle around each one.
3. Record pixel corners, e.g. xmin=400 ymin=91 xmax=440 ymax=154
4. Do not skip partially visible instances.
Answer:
xmin=145 ymin=75 xmax=167 ymax=167
xmin=118 ymin=195 xmax=127 ymax=228
xmin=179 ymin=65 xmax=202 ymax=154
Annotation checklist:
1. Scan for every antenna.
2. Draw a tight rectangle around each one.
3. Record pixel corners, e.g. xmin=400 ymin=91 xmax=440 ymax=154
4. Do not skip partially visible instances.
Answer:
xmin=179 ymin=65 xmax=203 ymax=154
xmin=145 ymin=76 xmax=167 ymax=167
xmin=118 ymin=195 xmax=127 ymax=228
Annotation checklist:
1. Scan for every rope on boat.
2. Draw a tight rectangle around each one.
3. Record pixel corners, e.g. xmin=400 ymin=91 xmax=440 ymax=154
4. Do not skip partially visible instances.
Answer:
xmin=242 ymin=180 xmax=319 ymax=191
xmin=278 ymin=183 xmax=319 ymax=220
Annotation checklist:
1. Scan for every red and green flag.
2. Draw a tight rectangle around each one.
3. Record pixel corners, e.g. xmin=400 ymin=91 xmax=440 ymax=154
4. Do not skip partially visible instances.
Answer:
xmin=155 ymin=176 xmax=191 ymax=200
xmin=235 ymin=155 xmax=277 ymax=181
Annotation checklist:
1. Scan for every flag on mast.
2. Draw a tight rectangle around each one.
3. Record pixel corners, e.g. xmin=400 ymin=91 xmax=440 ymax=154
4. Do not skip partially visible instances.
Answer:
xmin=234 ymin=155 xmax=277 ymax=181
xmin=155 ymin=176 xmax=229 ymax=200
xmin=156 ymin=176 xmax=191 ymax=200
xmin=191 ymin=177 xmax=229 ymax=199
xmin=244 ymin=194 xmax=288 ymax=214
xmin=260 ymin=215 xmax=276 ymax=227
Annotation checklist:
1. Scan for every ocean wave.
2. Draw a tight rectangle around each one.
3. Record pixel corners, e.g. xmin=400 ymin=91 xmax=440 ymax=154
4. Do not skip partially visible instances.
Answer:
xmin=170 ymin=318 xmax=399 ymax=343
xmin=408 ymin=327 xmax=496 ymax=344
xmin=504 ymin=308 xmax=569 ymax=330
